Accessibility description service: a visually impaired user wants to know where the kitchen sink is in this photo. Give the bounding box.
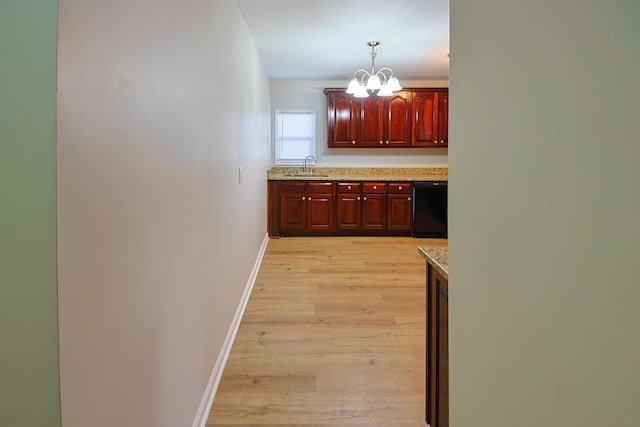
[287,170,329,178]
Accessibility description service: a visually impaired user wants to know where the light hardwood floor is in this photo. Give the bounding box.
[207,236,447,427]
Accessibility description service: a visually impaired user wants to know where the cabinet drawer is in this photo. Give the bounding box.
[279,182,306,193]
[337,182,361,193]
[387,183,413,194]
[307,181,334,193]
[362,182,386,193]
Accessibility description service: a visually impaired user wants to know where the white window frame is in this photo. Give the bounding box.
[274,109,317,165]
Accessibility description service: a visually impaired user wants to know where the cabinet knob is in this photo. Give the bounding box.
[347,185,351,190]
[352,141,356,144]
[302,196,306,201]
[379,141,383,144]
[363,196,367,200]
[373,186,377,190]
[408,197,412,201]
[399,186,403,190]
[440,140,444,143]
[386,141,389,144]
[357,196,361,200]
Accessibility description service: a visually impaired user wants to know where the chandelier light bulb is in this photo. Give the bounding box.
[377,83,393,97]
[346,78,360,94]
[387,76,402,92]
[366,74,382,90]
[353,84,369,98]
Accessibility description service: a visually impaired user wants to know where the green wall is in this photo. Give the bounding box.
[0,1,60,426]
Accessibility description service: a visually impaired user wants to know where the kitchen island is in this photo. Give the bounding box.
[419,246,449,427]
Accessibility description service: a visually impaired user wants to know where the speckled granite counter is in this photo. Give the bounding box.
[418,246,448,280]
[267,167,447,181]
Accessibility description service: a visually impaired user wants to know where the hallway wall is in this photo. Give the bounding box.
[56,1,270,426]
[449,0,640,425]
[0,2,60,426]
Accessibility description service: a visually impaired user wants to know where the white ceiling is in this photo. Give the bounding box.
[236,0,450,81]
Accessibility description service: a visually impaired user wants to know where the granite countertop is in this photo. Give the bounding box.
[418,246,448,280]
[267,167,448,181]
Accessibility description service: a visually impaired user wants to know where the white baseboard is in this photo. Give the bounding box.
[191,232,270,427]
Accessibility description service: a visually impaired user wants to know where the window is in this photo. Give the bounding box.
[275,110,316,165]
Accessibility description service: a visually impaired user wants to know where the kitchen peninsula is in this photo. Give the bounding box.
[267,167,447,237]
[419,245,449,427]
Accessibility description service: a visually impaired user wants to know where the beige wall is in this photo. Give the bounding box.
[450,0,640,425]
[56,1,270,426]
[270,79,449,167]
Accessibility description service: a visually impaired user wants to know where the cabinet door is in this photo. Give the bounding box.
[387,194,413,231]
[412,90,438,147]
[436,90,448,146]
[357,96,384,147]
[384,91,411,147]
[279,192,307,231]
[437,279,449,427]
[336,193,361,230]
[362,193,386,230]
[426,266,449,427]
[307,194,333,232]
[327,91,357,147]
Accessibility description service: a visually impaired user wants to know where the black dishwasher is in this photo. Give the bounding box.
[412,181,448,238]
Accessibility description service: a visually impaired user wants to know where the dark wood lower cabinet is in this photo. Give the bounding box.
[336,182,362,230]
[273,181,334,235]
[387,183,413,231]
[362,183,387,230]
[426,264,448,427]
[268,180,413,237]
[307,194,333,232]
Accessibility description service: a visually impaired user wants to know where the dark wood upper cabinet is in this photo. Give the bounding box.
[325,88,447,148]
[436,91,448,146]
[357,96,384,147]
[412,89,448,147]
[384,92,412,147]
[326,91,357,147]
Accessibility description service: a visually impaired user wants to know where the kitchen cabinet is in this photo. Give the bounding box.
[387,183,413,231]
[335,182,389,231]
[268,180,413,237]
[335,182,362,230]
[325,88,446,148]
[326,91,357,147]
[361,182,387,229]
[277,181,334,235]
[384,92,413,147]
[334,182,412,234]
[426,258,448,427]
[325,89,412,148]
[412,89,448,147]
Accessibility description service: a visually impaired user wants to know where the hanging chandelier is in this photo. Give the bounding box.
[346,41,402,98]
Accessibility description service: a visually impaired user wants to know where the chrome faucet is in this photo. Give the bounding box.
[302,155,316,174]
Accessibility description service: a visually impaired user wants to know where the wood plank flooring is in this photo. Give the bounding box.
[207,236,447,427]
